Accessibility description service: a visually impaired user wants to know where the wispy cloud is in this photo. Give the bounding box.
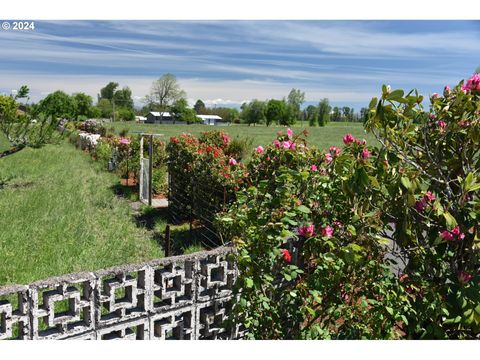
[0,20,478,109]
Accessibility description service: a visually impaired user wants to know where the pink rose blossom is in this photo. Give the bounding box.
[255,145,264,154]
[431,92,439,99]
[429,113,436,120]
[325,153,333,164]
[290,142,296,150]
[458,271,473,285]
[228,158,237,166]
[287,128,293,139]
[298,224,315,238]
[119,138,130,145]
[320,225,334,238]
[361,148,370,159]
[343,133,355,145]
[310,165,318,172]
[273,139,281,148]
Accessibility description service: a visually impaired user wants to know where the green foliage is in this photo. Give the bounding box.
[193,99,207,114]
[318,98,331,127]
[172,98,199,123]
[241,100,266,126]
[266,99,287,127]
[116,107,135,122]
[73,93,94,120]
[287,88,305,122]
[0,87,60,155]
[35,90,77,119]
[219,75,480,339]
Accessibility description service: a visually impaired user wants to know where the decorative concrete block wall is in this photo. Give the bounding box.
[0,246,240,340]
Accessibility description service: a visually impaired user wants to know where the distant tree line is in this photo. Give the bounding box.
[19,72,369,125]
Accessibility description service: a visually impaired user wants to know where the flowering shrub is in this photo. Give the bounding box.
[220,75,480,339]
[220,128,407,339]
[364,74,480,338]
[167,131,247,230]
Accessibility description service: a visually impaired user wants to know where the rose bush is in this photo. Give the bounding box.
[167,130,247,230]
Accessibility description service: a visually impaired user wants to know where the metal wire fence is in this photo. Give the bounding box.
[168,163,235,249]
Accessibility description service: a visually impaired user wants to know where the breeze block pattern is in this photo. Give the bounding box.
[0,246,241,340]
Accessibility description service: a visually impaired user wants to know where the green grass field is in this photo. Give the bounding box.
[109,121,376,150]
[0,134,163,286]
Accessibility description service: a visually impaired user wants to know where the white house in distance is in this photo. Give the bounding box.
[135,115,147,123]
[196,114,222,125]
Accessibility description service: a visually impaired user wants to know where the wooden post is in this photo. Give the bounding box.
[164,225,171,257]
[148,134,153,206]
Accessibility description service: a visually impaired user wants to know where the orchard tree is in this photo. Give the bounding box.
[73,92,94,119]
[241,100,266,126]
[265,99,287,126]
[287,88,305,122]
[194,99,207,114]
[0,86,59,158]
[317,98,331,127]
[113,86,134,109]
[172,98,198,123]
[303,105,318,126]
[99,82,119,102]
[97,98,113,118]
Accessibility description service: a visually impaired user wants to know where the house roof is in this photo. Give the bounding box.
[149,112,172,117]
[196,115,222,120]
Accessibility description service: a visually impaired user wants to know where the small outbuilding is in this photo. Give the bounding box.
[135,116,147,123]
[196,114,222,125]
[146,112,174,124]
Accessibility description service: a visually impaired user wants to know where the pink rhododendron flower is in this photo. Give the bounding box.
[287,128,293,139]
[440,226,464,242]
[255,145,264,154]
[439,230,455,241]
[424,191,435,202]
[281,249,292,263]
[437,120,447,129]
[273,139,281,148]
[325,153,333,164]
[443,85,450,96]
[343,133,355,145]
[461,73,480,93]
[298,224,315,238]
[310,164,318,172]
[282,141,291,149]
[361,148,370,159]
[458,271,473,285]
[228,158,237,166]
[321,225,334,238]
[329,146,341,156]
[119,138,130,145]
[431,92,439,99]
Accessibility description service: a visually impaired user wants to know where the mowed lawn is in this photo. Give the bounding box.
[0,135,163,286]
[110,122,376,150]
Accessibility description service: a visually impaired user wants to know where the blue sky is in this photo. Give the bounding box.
[0,20,479,110]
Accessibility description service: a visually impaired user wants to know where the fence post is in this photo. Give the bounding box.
[164,225,171,257]
[148,134,153,206]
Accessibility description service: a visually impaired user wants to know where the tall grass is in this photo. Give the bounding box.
[0,136,163,286]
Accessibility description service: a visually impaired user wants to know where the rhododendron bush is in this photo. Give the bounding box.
[219,75,480,339]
